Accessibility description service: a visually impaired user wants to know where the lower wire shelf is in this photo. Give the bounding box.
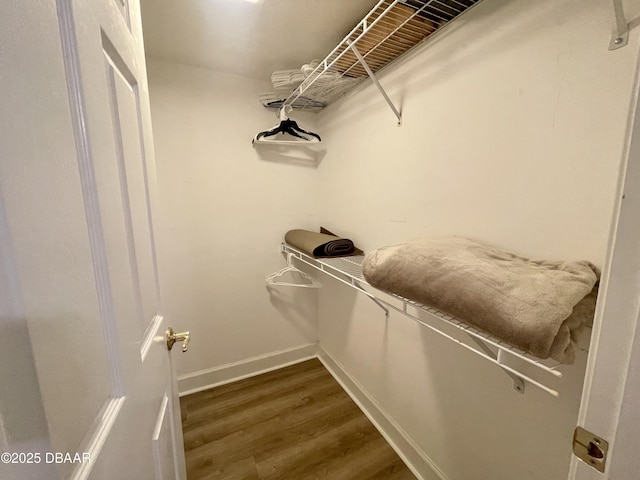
[281,243,573,398]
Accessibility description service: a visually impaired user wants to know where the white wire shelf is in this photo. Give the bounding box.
[279,0,482,113]
[280,243,582,398]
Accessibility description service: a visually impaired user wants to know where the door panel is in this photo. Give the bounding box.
[0,1,186,478]
[1,3,115,478]
[112,0,131,30]
[152,393,177,480]
[103,40,159,339]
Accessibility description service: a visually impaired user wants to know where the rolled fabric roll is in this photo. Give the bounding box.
[285,229,355,258]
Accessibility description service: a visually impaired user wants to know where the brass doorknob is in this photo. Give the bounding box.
[166,327,190,352]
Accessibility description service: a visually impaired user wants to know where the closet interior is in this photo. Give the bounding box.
[141,0,640,478]
[260,0,481,120]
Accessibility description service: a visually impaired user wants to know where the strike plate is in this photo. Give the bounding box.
[573,427,608,473]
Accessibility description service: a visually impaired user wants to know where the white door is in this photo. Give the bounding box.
[0,1,187,479]
[567,48,640,478]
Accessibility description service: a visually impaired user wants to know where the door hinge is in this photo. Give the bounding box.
[572,427,609,473]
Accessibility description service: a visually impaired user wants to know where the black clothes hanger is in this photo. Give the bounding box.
[256,118,321,141]
[252,108,321,144]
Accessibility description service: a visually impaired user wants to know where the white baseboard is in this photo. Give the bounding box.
[177,343,318,396]
[317,347,447,480]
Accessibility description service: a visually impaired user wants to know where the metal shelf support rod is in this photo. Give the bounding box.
[610,0,629,50]
[469,336,526,394]
[284,0,400,108]
[347,40,402,126]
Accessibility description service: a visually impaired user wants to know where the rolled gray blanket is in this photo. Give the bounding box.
[362,236,599,363]
[285,229,355,258]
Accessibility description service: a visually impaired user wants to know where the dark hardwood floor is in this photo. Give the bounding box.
[180,358,417,480]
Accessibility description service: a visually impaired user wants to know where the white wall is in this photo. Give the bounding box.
[146,0,640,477]
[315,0,640,479]
[147,59,320,379]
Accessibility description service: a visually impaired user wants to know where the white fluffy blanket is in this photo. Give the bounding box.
[361,237,599,363]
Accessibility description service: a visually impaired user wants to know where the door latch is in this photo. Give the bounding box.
[166,327,190,352]
[572,426,608,473]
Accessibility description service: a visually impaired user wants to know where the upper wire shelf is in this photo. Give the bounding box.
[278,0,481,113]
[280,243,591,398]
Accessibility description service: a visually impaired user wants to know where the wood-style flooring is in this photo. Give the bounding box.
[180,358,417,480]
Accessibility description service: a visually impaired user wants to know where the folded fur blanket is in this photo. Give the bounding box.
[361,237,599,363]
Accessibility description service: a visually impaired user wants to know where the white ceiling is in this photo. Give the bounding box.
[140,0,378,80]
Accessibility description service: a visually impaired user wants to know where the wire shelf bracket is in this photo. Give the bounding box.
[610,0,629,50]
[280,243,572,398]
[468,336,525,394]
[277,1,482,115]
[348,40,402,126]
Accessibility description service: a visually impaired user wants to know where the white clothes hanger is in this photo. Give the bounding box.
[265,253,322,288]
